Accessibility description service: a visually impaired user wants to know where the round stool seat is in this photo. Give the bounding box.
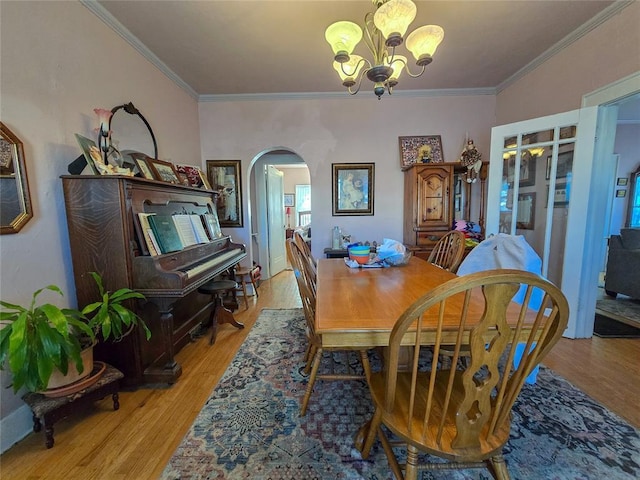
[198,279,238,294]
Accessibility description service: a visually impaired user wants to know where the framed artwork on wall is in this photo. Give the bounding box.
[332,163,374,216]
[546,150,574,180]
[547,182,570,207]
[519,154,536,187]
[283,193,295,207]
[516,192,535,230]
[398,135,443,169]
[206,160,243,227]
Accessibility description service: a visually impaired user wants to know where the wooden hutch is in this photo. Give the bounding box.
[403,162,488,260]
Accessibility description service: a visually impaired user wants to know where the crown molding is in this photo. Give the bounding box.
[80,0,199,100]
[198,87,496,103]
[496,1,635,94]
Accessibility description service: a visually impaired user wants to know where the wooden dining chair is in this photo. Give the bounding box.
[427,230,466,273]
[356,269,569,480]
[285,239,316,370]
[293,230,317,274]
[286,239,372,416]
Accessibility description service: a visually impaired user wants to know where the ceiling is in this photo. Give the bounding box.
[92,0,622,98]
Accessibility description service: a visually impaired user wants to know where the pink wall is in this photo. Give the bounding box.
[0,1,201,448]
[199,94,496,259]
[496,2,640,124]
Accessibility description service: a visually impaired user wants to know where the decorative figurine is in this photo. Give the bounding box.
[460,139,483,183]
[418,144,432,163]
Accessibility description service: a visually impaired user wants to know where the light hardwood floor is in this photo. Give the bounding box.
[1,269,638,479]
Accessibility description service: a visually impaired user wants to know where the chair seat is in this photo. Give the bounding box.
[198,279,238,294]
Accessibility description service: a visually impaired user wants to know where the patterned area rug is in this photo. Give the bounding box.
[596,293,640,324]
[161,308,640,480]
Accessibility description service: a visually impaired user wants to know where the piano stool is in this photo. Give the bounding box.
[235,265,261,310]
[22,364,123,449]
[198,279,245,345]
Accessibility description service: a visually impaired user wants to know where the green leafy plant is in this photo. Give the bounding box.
[0,272,149,393]
[82,272,150,342]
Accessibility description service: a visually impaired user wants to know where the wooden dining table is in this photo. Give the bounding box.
[316,256,462,348]
[315,256,537,349]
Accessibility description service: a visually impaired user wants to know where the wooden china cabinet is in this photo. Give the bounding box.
[403,162,488,260]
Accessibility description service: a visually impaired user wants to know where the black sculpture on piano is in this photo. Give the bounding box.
[62,175,246,387]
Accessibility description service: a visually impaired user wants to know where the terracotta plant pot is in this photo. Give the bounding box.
[46,345,94,390]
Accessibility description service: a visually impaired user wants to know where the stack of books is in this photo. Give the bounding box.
[137,212,224,256]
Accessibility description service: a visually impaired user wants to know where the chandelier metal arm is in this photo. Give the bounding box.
[362,11,386,65]
[338,56,371,78]
[388,54,427,78]
[346,67,372,96]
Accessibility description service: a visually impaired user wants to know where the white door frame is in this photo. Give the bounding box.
[488,107,599,338]
[487,71,640,339]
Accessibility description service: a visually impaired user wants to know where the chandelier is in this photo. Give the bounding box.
[325,0,444,99]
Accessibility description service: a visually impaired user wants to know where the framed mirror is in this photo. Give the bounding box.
[108,102,157,159]
[1,122,33,234]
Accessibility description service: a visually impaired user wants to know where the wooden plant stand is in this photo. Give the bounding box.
[22,364,124,448]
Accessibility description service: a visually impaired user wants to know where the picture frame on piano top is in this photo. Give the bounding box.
[127,151,156,180]
[206,160,243,228]
[147,158,181,184]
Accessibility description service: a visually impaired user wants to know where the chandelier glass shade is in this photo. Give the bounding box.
[325,0,444,98]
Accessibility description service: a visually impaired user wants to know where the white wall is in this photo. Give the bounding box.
[0,1,201,451]
[199,94,496,260]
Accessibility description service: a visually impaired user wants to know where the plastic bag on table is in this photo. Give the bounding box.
[377,238,412,266]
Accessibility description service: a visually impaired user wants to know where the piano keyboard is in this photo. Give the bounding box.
[184,249,242,279]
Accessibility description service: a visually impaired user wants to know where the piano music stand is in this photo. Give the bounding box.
[198,279,245,344]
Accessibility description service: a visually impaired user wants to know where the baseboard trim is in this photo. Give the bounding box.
[0,404,33,454]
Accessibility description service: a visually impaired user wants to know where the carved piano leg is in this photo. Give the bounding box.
[144,298,182,383]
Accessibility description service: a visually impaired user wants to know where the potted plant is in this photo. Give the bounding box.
[0,272,150,393]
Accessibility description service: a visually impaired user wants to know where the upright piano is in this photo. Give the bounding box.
[62,175,246,387]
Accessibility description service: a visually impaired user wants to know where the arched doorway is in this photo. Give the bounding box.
[248,149,309,279]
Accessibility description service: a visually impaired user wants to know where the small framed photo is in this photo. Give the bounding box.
[147,158,181,184]
[74,133,101,175]
[206,160,243,227]
[516,192,536,230]
[519,154,536,187]
[617,177,628,186]
[199,170,212,190]
[616,189,627,198]
[128,152,155,180]
[283,193,295,207]
[398,135,443,169]
[332,163,374,216]
[547,182,570,207]
[546,150,573,180]
[176,164,205,187]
